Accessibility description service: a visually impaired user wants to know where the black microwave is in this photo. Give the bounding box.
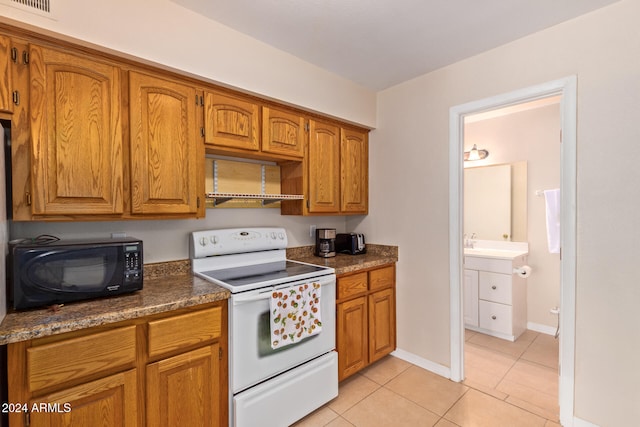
[8,236,143,310]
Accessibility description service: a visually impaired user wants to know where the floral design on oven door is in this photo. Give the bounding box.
[270,282,322,349]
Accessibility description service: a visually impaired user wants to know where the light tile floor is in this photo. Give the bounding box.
[294,330,560,427]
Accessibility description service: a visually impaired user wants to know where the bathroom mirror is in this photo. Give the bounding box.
[464,161,527,242]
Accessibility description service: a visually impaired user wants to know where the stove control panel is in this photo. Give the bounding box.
[190,227,288,258]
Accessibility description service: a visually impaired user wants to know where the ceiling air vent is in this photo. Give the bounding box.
[1,0,53,17]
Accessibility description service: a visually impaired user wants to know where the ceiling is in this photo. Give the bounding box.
[173,0,619,91]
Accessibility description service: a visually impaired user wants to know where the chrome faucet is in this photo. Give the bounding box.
[464,233,477,248]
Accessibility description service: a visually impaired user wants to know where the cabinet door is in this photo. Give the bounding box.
[147,344,221,427]
[340,128,368,213]
[463,269,479,327]
[129,71,200,215]
[262,106,304,158]
[368,288,395,363]
[29,44,124,215]
[308,120,340,213]
[0,35,13,113]
[204,91,259,152]
[336,296,368,381]
[29,369,138,427]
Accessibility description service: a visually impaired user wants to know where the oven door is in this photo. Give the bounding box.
[229,273,336,393]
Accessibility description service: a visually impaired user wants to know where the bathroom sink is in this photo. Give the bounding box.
[464,247,528,259]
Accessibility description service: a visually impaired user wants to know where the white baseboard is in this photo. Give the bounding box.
[571,416,601,427]
[391,348,451,379]
[527,321,557,336]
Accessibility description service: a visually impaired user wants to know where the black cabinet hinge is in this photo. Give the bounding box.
[11,47,17,63]
[12,90,19,106]
[22,50,29,64]
[219,347,223,360]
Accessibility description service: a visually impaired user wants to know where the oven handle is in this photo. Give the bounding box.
[232,288,275,305]
[232,277,335,305]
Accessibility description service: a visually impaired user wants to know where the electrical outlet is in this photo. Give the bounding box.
[310,225,316,238]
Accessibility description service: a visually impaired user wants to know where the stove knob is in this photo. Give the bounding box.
[199,237,207,246]
[271,232,276,239]
[210,235,218,244]
[278,232,285,240]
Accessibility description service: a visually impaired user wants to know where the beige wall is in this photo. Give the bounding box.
[465,104,561,329]
[354,1,640,425]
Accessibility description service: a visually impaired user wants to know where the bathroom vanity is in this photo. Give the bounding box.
[463,246,529,341]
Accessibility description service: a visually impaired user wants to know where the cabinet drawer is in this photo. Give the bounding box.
[337,272,368,300]
[479,271,512,305]
[148,306,222,358]
[464,256,514,274]
[369,265,395,291]
[27,326,136,392]
[479,300,512,336]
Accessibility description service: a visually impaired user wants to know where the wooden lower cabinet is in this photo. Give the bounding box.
[368,287,396,363]
[336,296,368,380]
[7,302,227,427]
[29,369,138,427]
[336,264,396,381]
[147,345,221,427]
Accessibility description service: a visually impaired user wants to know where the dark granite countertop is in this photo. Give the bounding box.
[0,260,230,346]
[0,245,397,345]
[287,244,398,276]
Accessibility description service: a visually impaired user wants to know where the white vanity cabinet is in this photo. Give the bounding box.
[464,251,528,341]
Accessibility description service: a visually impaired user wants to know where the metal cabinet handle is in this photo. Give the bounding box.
[491,285,497,290]
[491,315,497,320]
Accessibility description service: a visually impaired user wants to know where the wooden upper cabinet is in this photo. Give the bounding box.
[29,44,124,216]
[204,91,259,152]
[0,35,13,113]
[128,71,201,216]
[308,119,340,213]
[262,106,305,158]
[340,128,368,214]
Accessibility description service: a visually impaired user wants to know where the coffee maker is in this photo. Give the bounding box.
[315,228,336,258]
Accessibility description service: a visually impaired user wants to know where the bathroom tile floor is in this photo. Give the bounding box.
[293,330,560,427]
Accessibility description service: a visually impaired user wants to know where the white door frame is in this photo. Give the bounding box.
[449,76,577,426]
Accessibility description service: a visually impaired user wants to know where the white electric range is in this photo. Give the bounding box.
[190,227,337,427]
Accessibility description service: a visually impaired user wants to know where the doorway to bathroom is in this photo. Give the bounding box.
[449,77,577,427]
[462,96,561,421]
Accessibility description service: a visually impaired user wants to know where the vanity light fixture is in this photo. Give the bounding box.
[464,144,489,161]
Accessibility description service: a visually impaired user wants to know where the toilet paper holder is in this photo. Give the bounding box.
[513,265,532,278]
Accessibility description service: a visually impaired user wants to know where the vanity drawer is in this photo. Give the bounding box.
[479,271,512,305]
[479,300,513,336]
[148,306,222,358]
[338,272,368,300]
[464,256,514,274]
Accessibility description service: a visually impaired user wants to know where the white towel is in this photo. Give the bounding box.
[270,282,322,349]
[544,189,561,254]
